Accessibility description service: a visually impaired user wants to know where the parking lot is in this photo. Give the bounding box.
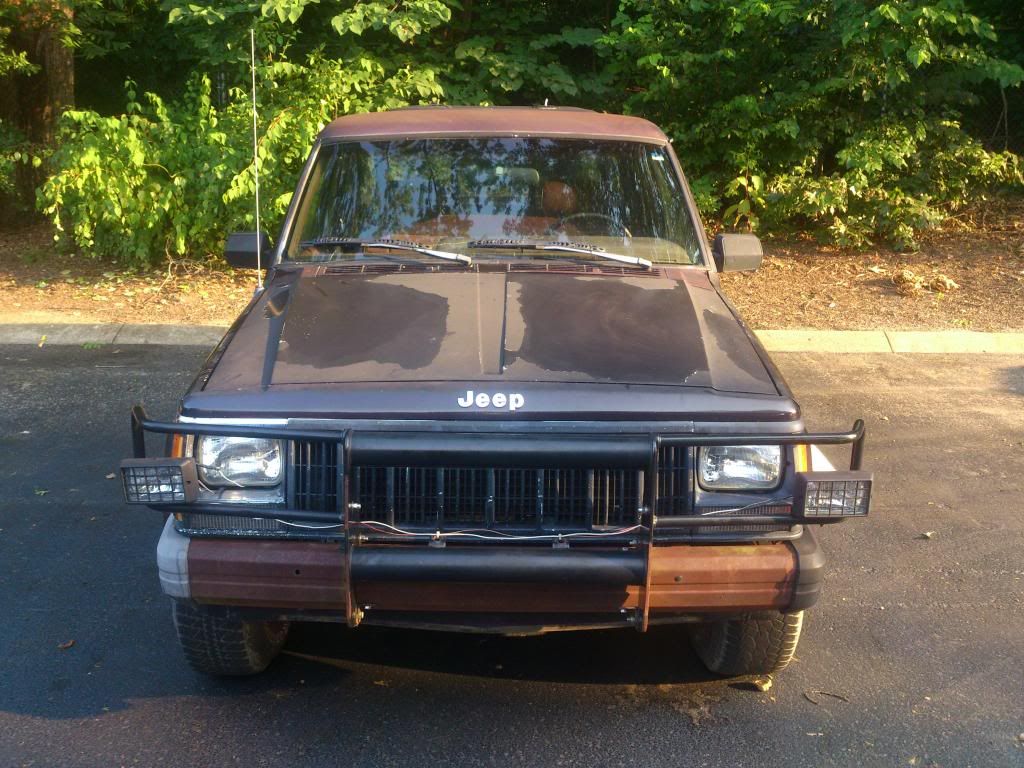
[1,344,1022,767]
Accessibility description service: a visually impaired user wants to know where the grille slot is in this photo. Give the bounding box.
[289,440,339,513]
[656,444,691,516]
[178,514,284,533]
[687,505,794,535]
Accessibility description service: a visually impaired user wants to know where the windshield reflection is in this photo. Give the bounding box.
[287,138,702,264]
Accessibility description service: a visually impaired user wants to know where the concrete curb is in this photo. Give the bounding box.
[755,330,893,353]
[883,330,1024,354]
[0,323,227,347]
[1,322,1023,354]
[754,329,1024,354]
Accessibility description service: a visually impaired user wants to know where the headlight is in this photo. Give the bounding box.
[699,445,782,490]
[196,436,282,488]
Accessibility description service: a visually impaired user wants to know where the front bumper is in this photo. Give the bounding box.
[156,516,825,633]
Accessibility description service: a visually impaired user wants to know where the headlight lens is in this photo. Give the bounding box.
[699,445,782,490]
[196,436,282,488]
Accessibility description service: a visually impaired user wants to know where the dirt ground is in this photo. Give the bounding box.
[0,225,254,327]
[720,227,1024,331]
[1,214,1022,330]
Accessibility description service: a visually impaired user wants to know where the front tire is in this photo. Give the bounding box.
[172,601,289,676]
[688,611,804,676]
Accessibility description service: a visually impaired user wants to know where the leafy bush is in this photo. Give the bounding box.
[603,0,1024,247]
[41,56,443,266]
[39,0,1024,264]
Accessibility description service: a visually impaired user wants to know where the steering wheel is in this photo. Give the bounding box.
[548,212,622,237]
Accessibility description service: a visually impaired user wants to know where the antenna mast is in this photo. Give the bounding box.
[249,28,263,290]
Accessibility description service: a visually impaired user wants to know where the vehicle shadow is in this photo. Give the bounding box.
[0,607,722,723]
[281,621,717,686]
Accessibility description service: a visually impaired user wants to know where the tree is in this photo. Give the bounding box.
[0,1,76,209]
[36,0,1024,262]
[602,0,1024,245]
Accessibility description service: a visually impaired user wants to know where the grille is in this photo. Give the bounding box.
[351,466,641,530]
[288,442,693,529]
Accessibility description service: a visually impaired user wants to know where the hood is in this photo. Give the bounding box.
[202,266,777,398]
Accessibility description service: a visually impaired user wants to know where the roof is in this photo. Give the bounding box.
[318,106,669,144]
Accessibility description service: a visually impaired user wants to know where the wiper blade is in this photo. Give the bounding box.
[300,237,472,265]
[466,238,651,269]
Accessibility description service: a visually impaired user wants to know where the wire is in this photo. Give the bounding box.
[272,518,642,538]
[280,505,783,533]
[195,463,246,488]
[353,520,644,541]
[698,496,793,516]
[275,519,344,530]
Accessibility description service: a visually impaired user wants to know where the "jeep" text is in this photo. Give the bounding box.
[457,390,525,411]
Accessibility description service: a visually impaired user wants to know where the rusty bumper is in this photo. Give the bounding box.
[159,520,823,630]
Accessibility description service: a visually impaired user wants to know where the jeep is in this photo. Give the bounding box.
[121,106,872,677]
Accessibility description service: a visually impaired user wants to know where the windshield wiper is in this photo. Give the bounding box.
[466,239,651,269]
[299,237,472,265]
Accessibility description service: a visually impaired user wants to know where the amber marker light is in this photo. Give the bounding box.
[794,444,810,473]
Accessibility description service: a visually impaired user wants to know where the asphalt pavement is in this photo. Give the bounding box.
[0,345,1022,768]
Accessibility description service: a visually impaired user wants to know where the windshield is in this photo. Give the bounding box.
[286,138,703,265]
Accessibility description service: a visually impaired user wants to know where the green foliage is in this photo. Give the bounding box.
[42,0,606,264]
[603,0,1024,247]
[42,79,231,264]
[35,0,1024,263]
[0,122,29,207]
[41,48,445,265]
[0,24,35,79]
[440,4,608,103]
[0,9,40,213]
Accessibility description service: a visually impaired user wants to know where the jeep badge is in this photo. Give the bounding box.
[458,390,525,411]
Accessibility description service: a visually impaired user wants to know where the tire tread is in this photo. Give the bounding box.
[172,601,288,677]
[689,611,804,676]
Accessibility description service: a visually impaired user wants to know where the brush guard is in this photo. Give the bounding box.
[127,405,868,630]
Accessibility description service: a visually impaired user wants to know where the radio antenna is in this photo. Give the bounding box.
[249,28,263,290]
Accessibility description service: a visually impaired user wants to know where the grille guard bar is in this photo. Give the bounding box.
[130,405,866,631]
[131,405,865,469]
[129,404,866,526]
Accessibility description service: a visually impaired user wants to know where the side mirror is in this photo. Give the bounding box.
[224,232,272,270]
[712,233,763,272]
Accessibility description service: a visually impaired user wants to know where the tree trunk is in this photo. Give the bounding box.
[34,6,75,146]
[0,1,74,208]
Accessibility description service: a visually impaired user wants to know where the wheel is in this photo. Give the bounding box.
[688,611,804,676]
[171,600,290,676]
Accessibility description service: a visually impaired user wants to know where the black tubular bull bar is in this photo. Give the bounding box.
[130,405,865,630]
[129,404,866,532]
